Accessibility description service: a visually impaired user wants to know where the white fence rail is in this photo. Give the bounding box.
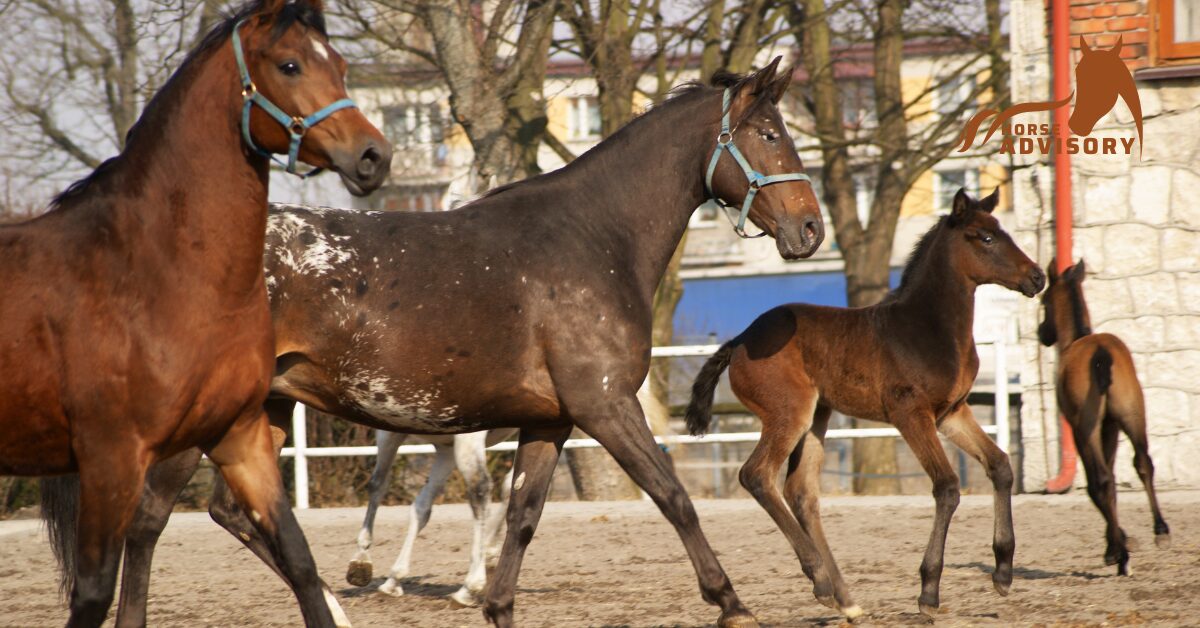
[282,333,1013,509]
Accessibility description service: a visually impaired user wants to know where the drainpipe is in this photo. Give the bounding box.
[1044,0,1078,494]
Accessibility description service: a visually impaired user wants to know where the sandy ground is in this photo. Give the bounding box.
[2,491,1198,627]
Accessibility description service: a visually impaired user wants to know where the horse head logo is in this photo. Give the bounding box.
[957,36,1142,155]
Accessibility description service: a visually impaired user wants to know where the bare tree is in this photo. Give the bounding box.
[0,0,222,206]
[792,0,1007,493]
[339,0,557,188]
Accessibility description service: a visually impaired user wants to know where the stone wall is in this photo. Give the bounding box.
[1011,0,1200,491]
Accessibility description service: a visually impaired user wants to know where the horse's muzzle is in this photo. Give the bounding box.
[334,139,392,197]
[1020,266,1047,297]
[776,216,825,260]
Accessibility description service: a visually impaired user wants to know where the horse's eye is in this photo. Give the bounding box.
[980,232,994,244]
[760,130,779,143]
[278,61,301,76]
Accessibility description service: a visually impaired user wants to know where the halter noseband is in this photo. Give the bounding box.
[232,19,358,178]
[704,88,811,238]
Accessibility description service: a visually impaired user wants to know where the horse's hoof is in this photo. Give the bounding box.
[1156,533,1172,549]
[346,560,373,587]
[918,602,940,620]
[843,605,865,622]
[717,609,759,628]
[378,579,404,597]
[993,580,1011,597]
[815,593,839,610]
[448,588,481,608]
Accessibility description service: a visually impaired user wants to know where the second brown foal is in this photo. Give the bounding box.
[687,189,1045,620]
[1038,259,1170,575]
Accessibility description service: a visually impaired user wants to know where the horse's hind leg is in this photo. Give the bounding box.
[347,429,407,587]
[738,393,841,618]
[938,404,1015,596]
[484,467,514,566]
[483,424,571,628]
[783,406,859,620]
[68,454,150,628]
[116,448,203,628]
[1114,400,1170,548]
[1074,419,1128,574]
[378,441,455,597]
[567,394,757,628]
[449,431,493,607]
[206,408,335,628]
[894,410,960,619]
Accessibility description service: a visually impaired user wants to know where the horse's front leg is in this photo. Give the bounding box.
[450,431,492,607]
[378,442,454,597]
[347,429,407,587]
[895,410,960,619]
[206,408,334,628]
[938,404,1015,596]
[116,448,204,628]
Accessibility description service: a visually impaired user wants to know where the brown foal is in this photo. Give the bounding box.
[687,189,1046,621]
[1038,259,1170,575]
[2,2,388,626]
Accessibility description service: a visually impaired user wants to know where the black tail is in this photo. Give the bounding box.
[40,475,80,599]
[686,341,737,436]
[1092,346,1113,393]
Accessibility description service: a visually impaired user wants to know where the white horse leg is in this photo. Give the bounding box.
[347,430,407,587]
[484,466,514,566]
[449,432,492,607]
[378,443,454,597]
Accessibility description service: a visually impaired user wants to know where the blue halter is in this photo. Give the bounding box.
[704,88,812,238]
[232,19,358,177]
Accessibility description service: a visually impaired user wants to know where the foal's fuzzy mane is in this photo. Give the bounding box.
[884,215,950,300]
[48,1,326,210]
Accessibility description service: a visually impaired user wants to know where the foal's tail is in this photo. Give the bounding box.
[686,341,737,436]
[39,475,80,599]
[1092,346,1114,393]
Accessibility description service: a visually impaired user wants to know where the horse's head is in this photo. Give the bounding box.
[945,188,1044,297]
[705,58,824,260]
[236,0,391,195]
[1038,259,1091,347]
[1069,36,1143,149]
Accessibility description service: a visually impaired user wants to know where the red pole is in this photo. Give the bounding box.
[1045,0,1078,494]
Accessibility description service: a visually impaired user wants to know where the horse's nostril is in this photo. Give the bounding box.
[801,217,824,247]
[357,146,382,179]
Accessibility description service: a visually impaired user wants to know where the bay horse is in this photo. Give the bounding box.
[687,189,1046,621]
[57,59,824,628]
[10,0,390,625]
[1037,259,1170,575]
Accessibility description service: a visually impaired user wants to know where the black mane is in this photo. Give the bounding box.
[884,215,950,300]
[49,1,325,210]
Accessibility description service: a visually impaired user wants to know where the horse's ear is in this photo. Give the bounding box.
[1073,259,1088,281]
[1047,258,1059,282]
[767,67,793,104]
[949,188,972,226]
[730,57,783,121]
[1080,36,1091,55]
[1112,35,1123,56]
[980,187,1000,213]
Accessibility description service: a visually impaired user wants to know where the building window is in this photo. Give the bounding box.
[1155,0,1200,62]
[936,74,975,118]
[383,104,444,149]
[567,96,601,140]
[934,169,979,214]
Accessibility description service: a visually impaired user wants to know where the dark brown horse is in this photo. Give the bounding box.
[51,61,823,628]
[7,1,389,626]
[1037,259,1169,575]
[687,189,1045,621]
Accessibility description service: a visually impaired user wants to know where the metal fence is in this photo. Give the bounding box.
[280,324,1014,509]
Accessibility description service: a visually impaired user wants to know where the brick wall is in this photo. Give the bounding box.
[1060,0,1150,69]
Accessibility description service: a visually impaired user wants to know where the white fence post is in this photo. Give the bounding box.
[292,403,310,509]
[994,323,1010,454]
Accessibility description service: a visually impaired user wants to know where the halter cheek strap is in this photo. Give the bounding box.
[232,19,358,178]
[704,88,811,238]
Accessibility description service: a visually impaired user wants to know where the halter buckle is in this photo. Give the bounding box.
[241,82,257,99]
[716,131,732,145]
[290,117,307,136]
